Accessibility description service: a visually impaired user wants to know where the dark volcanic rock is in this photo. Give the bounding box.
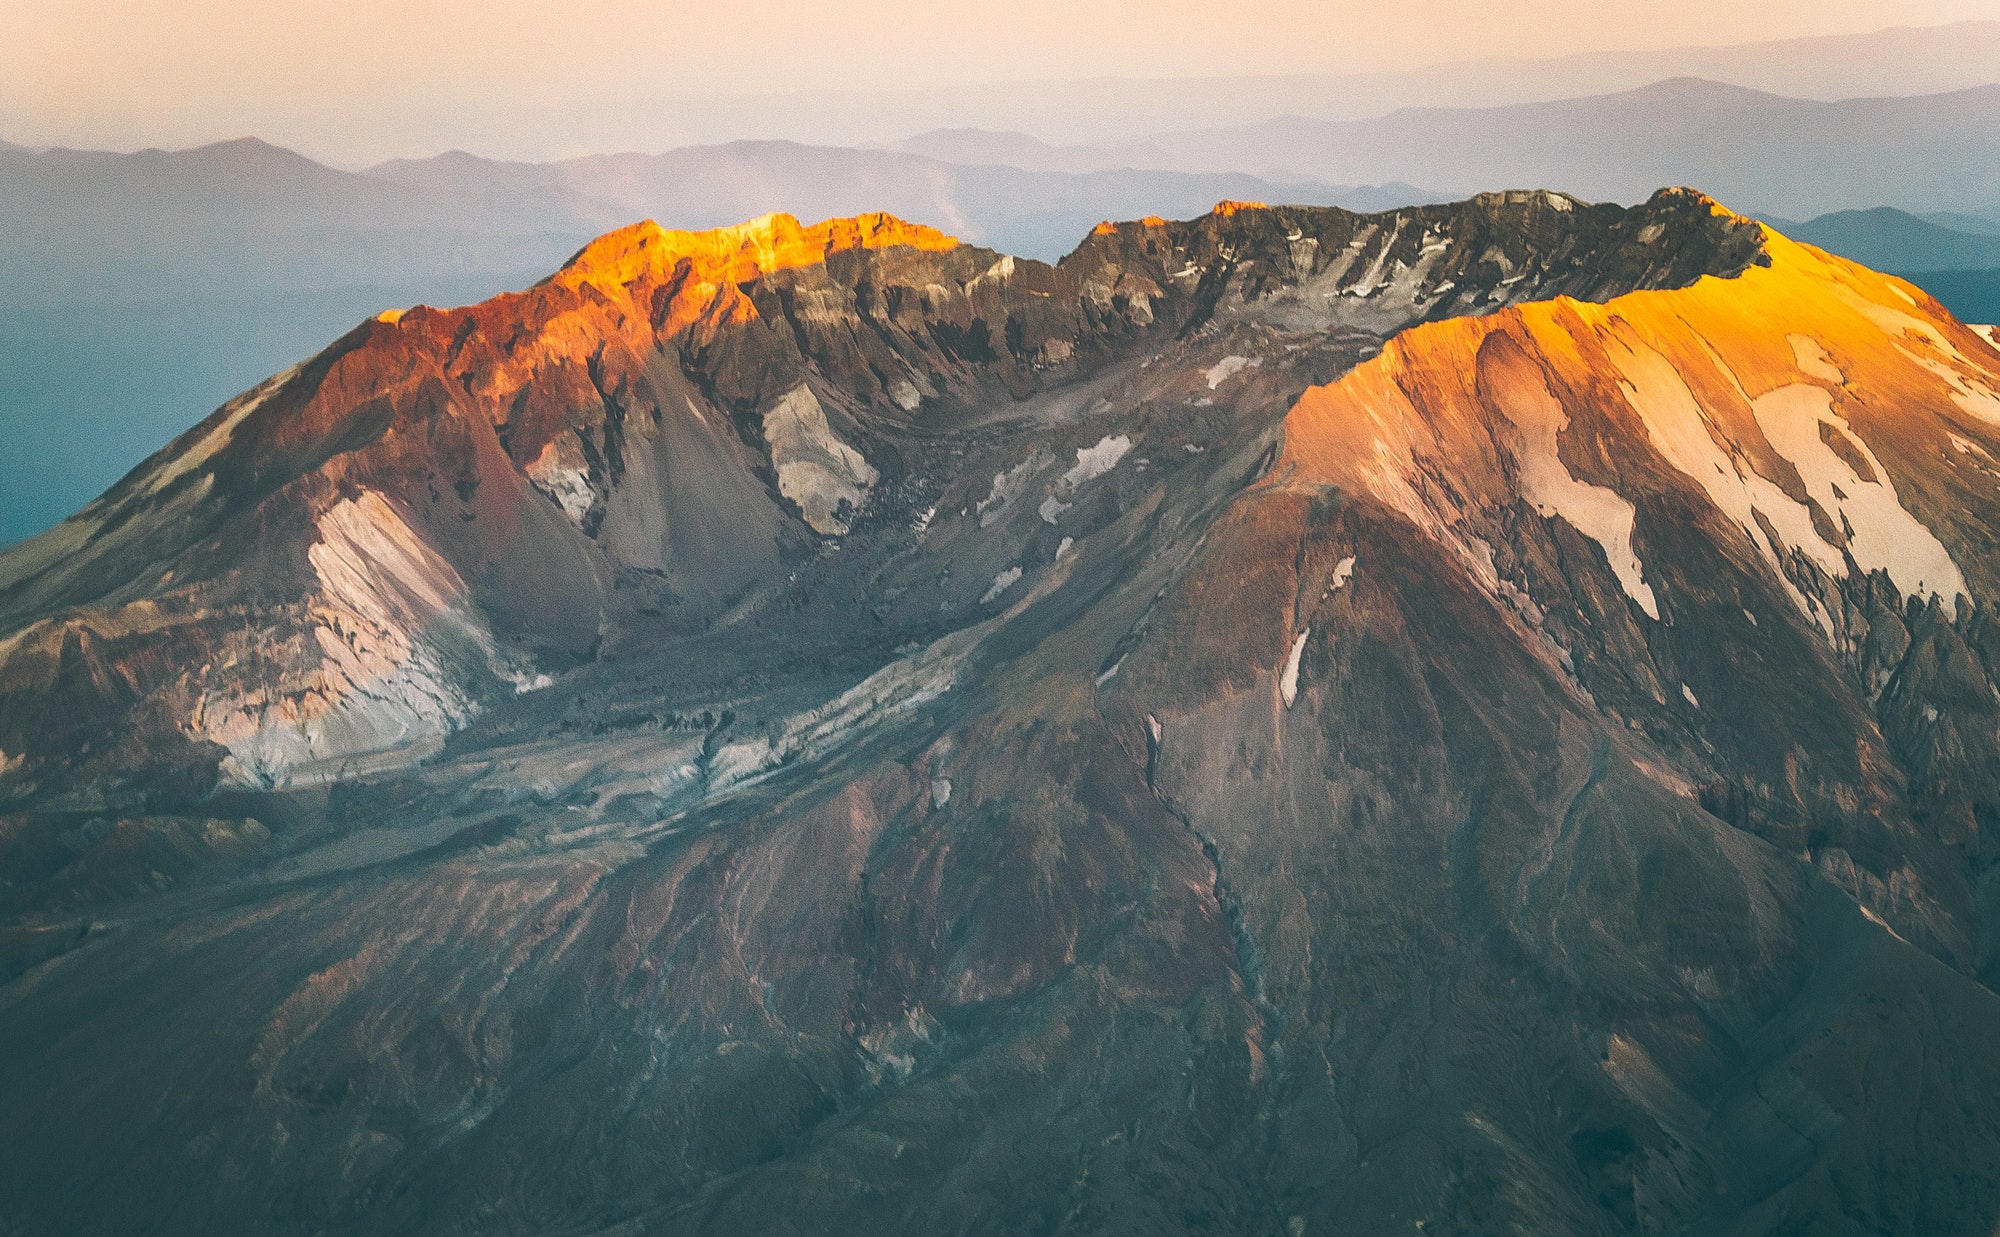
[0,189,1997,1236]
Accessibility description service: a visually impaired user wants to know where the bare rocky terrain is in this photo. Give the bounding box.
[1,189,1998,1235]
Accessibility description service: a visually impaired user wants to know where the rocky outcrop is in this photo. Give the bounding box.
[761,383,878,535]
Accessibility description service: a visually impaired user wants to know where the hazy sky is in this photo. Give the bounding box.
[6,0,2000,162]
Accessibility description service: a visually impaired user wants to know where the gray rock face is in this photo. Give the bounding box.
[2,190,1998,1236]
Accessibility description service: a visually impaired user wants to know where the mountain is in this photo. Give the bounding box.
[3,189,2000,1233]
[1923,210,2000,237]
[1442,19,2000,106]
[0,137,1414,548]
[1777,207,2000,273]
[1137,79,2000,219]
[1740,208,2000,327]
[0,136,594,302]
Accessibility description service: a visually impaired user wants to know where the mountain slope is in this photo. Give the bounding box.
[2,193,1999,1235]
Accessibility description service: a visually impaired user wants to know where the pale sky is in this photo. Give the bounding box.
[6,0,2000,163]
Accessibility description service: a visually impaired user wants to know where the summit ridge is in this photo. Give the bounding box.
[553,210,962,292]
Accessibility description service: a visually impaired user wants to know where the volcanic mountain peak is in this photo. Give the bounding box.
[553,210,961,293]
[0,188,1786,800]
[6,189,2000,1233]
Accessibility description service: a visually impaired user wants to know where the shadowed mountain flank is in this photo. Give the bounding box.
[3,189,1999,1236]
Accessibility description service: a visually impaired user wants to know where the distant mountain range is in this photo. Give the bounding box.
[1774,207,2000,273]
[940,79,2000,222]
[889,78,2000,233]
[0,137,589,303]
[0,134,1409,303]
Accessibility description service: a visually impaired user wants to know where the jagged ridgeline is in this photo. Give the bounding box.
[2,189,2000,1235]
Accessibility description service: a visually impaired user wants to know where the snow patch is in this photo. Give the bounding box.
[1788,334,1844,384]
[930,778,952,809]
[1061,435,1133,490]
[1280,629,1310,707]
[708,640,961,798]
[1039,496,1070,524]
[1610,330,1968,612]
[1905,346,2000,424]
[1751,382,1968,602]
[981,566,1023,604]
[1330,556,1357,590]
[1947,432,1992,459]
[1488,342,1660,619]
[977,450,1051,527]
[969,255,1016,289]
[1838,289,2000,425]
[1206,355,1260,389]
[1055,536,1074,560]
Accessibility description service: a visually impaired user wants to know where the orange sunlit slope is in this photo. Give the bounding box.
[1279,215,2000,614]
